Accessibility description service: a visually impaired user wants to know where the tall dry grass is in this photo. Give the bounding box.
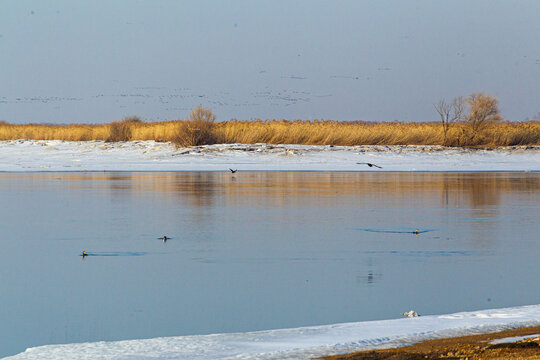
[0,119,538,147]
[0,120,180,142]
[215,120,540,147]
[106,116,140,142]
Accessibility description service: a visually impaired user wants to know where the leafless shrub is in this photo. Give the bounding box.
[172,107,217,147]
[466,93,502,133]
[188,106,216,123]
[122,115,142,123]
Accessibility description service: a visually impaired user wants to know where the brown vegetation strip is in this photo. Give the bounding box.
[321,326,540,359]
[1,119,539,147]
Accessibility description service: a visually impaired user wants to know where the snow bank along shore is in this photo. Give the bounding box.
[0,140,538,172]
[4,304,540,360]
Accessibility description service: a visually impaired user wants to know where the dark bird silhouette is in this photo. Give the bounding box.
[81,251,87,260]
[229,168,237,173]
[412,228,420,235]
[357,162,383,169]
[159,236,169,242]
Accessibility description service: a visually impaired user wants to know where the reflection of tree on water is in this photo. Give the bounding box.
[437,173,540,248]
[441,173,540,208]
[440,173,500,210]
[442,173,502,209]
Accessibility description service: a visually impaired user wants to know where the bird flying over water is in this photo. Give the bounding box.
[229,168,238,173]
[356,162,383,169]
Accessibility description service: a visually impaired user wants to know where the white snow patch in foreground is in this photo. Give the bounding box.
[0,140,538,172]
[5,305,540,360]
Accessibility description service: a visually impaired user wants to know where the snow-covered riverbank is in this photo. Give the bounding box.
[0,140,538,172]
[4,305,540,360]
[2,140,539,359]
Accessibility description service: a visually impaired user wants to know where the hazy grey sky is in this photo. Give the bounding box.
[1,0,539,124]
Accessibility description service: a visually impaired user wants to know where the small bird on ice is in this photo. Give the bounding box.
[401,310,419,318]
[356,162,383,169]
[229,168,238,173]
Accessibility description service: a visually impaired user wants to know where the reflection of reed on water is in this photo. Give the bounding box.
[4,172,539,210]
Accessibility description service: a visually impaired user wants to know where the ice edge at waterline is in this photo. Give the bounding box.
[4,304,540,360]
[0,140,538,172]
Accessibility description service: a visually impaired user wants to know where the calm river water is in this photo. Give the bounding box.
[0,172,539,357]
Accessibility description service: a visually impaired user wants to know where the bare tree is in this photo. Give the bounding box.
[188,106,216,123]
[434,97,464,144]
[465,93,502,133]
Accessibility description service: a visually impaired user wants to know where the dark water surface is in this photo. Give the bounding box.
[0,172,539,357]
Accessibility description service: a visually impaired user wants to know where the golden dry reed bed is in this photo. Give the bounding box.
[0,119,539,147]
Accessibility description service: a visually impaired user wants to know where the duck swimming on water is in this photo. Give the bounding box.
[81,251,87,259]
[160,236,169,242]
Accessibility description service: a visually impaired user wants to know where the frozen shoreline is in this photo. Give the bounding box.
[4,304,540,360]
[2,140,539,359]
[0,140,539,172]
